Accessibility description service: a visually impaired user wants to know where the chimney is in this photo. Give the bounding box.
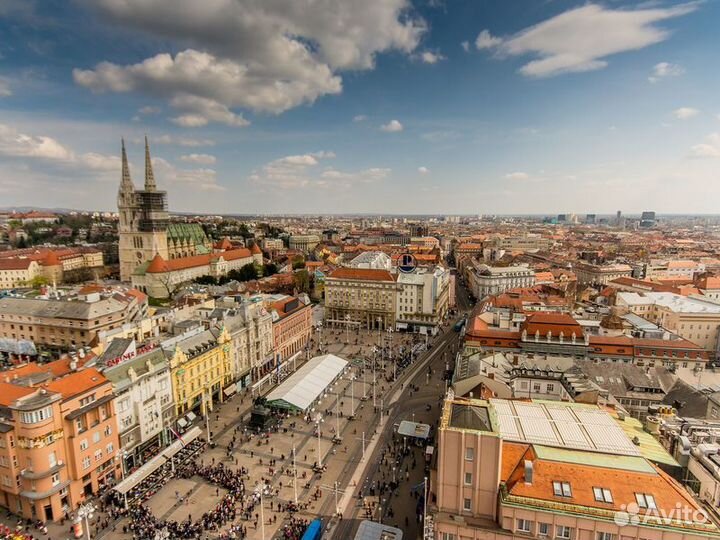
[524,460,533,484]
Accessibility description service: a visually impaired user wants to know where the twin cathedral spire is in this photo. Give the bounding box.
[119,136,157,193]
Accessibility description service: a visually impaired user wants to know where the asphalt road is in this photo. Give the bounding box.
[327,281,473,538]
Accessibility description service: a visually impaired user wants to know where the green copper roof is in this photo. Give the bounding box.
[533,445,657,474]
[167,223,209,246]
[617,415,679,467]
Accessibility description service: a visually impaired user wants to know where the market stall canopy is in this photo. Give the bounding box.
[266,353,348,412]
[397,420,431,440]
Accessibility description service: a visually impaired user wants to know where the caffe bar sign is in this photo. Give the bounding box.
[105,341,156,368]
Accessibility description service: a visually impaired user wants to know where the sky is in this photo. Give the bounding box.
[0,0,719,215]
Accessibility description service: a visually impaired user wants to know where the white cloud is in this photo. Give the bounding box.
[505,171,530,181]
[461,41,470,52]
[0,124,74,161]
[149,135,215,147]
[418,166,429,174]
[169,95,249,127]
[380,119,403,132]
[353,114,367,122]
[180,153,216,165]
[75,0,425,124]
[475,29,502,50]
[475,3,696,77]
[418,50,445,64]
[152,157,225,191]
[648,61,684,83]
[673,107,699,120]
[690,133,720,158]
[0,123,120,172]
[250,151,387,189]
[138,105,160,115]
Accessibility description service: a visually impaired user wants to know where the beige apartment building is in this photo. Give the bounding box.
[324,267,398,330]
[616,292,720,354]
[0,291,146,350]
[574,262,633,285]
[432,397,717,540]
[0,248,104,289]
[0,366,120,522]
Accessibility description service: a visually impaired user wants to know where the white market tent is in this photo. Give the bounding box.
[113,426,202,495]
[265,353,349,412]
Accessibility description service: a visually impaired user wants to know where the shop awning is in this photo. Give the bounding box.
[397,420,431,440]
[113,426,202,495]
[186,412,197,422]
[266,353,348,412]
[223,385,236,397]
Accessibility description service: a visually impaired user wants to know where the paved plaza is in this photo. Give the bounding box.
[3,283,471,540]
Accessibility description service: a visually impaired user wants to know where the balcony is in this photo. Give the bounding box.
[20,461,65,480]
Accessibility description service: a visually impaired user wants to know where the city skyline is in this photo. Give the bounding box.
[1,0,719,214]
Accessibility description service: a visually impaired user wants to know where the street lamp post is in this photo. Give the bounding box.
[315,413,324,467]
[77,503,95,540]
[292,446,298,505]
[116,449,129,509]
[345,314,350,344]
[350,373,355,417]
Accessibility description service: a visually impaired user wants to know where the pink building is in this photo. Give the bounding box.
[0,365,119,522]
[432,397,717,540]
[270,295,312,366]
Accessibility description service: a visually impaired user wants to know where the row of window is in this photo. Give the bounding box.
[20,407,53,425]
[516,520,616,540]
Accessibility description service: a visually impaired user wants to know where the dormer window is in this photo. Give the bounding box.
[553,481,572,497]
[593,487,613,503]
[635,493,656,509]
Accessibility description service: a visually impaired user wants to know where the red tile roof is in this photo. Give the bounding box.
[44,368,108,400]
[327,267,395,282]
[0,383,35,406]
[146,248,253,273]
[521,312,584,339]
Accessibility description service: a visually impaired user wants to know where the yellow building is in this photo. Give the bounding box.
[165,325,232,416]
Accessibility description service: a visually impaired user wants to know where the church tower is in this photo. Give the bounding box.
[117,137,169,282]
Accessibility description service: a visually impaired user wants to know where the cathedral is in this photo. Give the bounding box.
[117,138,260,297]
[118,137,212,281]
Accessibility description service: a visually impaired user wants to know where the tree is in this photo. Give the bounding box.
[27,275,49,289]
[195,275,218,285]
[292,255,305,270]
[227,263,258,282]
[264,262,278,277]
[16,236,27,249]
[294,269,310,293]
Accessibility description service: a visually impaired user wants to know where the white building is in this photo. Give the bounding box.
[348,251,392,270]
[395,266,450,335]
[209,297,275,389]
[101,341,174,471]
[466,263,535,299]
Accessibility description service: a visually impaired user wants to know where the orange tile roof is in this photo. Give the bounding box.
[0,258,35,270]
[521,312,584,339]
[327,267,395,282]
[0,383,35,406]
[44,368,108,400]
[503,443,703,516]
[146,248,253,273]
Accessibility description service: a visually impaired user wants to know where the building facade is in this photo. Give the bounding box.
[324,268,398,330]
[0,292,147,350]
[269,295,313,366]
[117,138,212,282]
[0,368,120,522]
[466,263,536,299]
[432,397,716,540]
[395,266,450,335]
[102,344,174,471]
[165,326,232,416]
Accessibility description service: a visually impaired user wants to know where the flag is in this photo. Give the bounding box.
[169,426,185,446]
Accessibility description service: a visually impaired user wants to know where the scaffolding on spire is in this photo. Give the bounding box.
[144,135,157,192]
